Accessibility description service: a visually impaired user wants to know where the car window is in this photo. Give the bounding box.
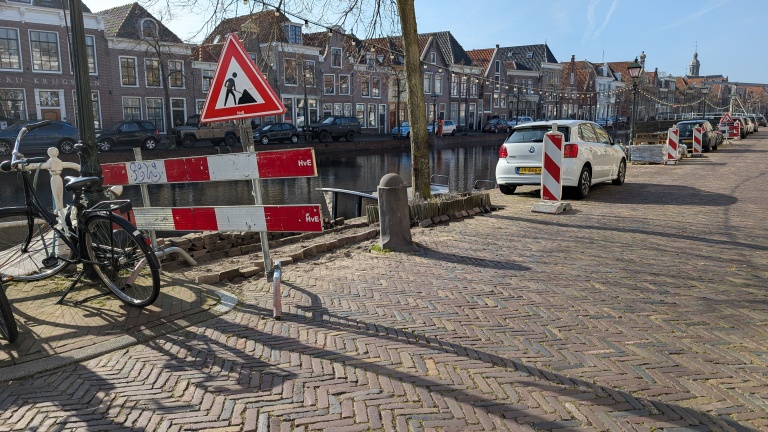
[578,123,597,142]
[121,122,139,132]
[141,122,155,130]
[506,126,570,143]
[593,125,611,144]
[262,124,273,131]
[320,117,334,125]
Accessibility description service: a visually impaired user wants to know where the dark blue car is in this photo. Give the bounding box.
[0,121,80,156]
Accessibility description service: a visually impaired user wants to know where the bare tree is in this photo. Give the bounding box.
[149,0,432,197]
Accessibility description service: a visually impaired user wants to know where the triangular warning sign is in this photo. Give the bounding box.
[719,113,734,125]
[200,34,286,123]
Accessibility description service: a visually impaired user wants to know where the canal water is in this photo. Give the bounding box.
[0,144,500,219]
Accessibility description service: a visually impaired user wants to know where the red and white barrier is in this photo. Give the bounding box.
[665,127,679,164]
[541,130,564,201]
[692,126,703,156]
[132,205,322,232]
[101,149,316,186]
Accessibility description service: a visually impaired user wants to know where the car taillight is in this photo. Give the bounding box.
[564,143,578,158]
[498,145,508,158]
[155,129,160,135]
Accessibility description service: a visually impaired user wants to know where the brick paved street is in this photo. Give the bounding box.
[1,134,767,431]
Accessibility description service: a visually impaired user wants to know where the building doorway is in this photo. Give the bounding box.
[41,109,60,121]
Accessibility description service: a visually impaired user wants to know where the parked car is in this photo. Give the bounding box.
[507,116,533,126]
[733,116,749,139]
[392,121,411,138]
[482,118,509,134]
[96,120,161,151]
[756,115,767,127]
[427,120,457,136]
[495,120,626,199]
[610,116,628,127]
[305,116,361,142]
[253,122,299,145]
[675,119,721,152]
[0,120,80,156]
[746,115,759,132]
[596,117,613,127]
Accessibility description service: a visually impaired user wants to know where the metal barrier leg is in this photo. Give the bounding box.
[272,260,282,320]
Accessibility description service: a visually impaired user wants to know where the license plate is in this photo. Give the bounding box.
[518,167,541,175]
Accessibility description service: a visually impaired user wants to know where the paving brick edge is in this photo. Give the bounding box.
[0,288,238,383]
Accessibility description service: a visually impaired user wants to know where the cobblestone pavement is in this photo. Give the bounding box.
[1,134,767,431]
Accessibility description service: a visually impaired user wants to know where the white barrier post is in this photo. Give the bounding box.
[531,124,571,214]
[692,126,703,156]
[665,127,679,165]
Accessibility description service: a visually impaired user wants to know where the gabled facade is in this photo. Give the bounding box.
[496,44,560,121]
[0,0,107,128]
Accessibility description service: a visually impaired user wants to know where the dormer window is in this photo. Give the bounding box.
[141,19,158,39]
[285,24,302,44]
[430,51,436,64]
[526,52,533,59]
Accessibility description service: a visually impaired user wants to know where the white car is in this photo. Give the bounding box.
[427,120,457,136]
[495,120,627,199]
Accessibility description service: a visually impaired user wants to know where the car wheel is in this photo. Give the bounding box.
[224,134,238,146]
[260,135,269,145]
[319,131,331,143]
[0,140,11,156]
[290,134,299,144]
[575,166,591,199]
[181,135,196,148]
[451,130,456,136]
[612,159,626,185]
[59,139,76,154]
[98,139,113,152]
[499,184,516,195]
[345,130,355,142]
[143,137,158,150]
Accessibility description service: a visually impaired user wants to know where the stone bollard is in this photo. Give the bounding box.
[378,173,417,252]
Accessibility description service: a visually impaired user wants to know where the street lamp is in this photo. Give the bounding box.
[701,85,710,118]
[627,57,643,146]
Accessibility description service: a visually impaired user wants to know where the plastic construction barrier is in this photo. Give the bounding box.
[665,127,679,165]
[541,130,564,201]
[692,126,703,156]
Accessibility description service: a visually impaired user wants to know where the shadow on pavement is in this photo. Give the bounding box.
[587,182,737,206]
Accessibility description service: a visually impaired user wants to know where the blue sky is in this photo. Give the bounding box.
[94,0,762,83]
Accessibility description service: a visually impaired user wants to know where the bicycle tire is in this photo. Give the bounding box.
[84,213,160,308]
[0,284,19,343]
[0,207,72,281]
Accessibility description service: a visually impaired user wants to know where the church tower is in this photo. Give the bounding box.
[689,51,700,76]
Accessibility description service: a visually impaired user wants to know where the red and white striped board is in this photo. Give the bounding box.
[665,127,679,164]
[133,205,323,232]
[541,130,564,201]
[101,148,317,186]
[692,126,703,156]
[732,122,741,139]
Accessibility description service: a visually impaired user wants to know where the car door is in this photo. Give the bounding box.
[117,122,141,147]
[577,123,607,181]
[593,125,619,181]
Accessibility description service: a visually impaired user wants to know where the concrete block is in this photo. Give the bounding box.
[219,268,241,281]
[419,219,433,228]
[197,273,220,284]
[531,201,572,214]
[240,266,262,278]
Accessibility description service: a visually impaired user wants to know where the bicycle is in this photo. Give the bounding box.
[0,120,161,308]
[0,274,18,343]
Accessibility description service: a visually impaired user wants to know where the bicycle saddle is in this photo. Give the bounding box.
[64,176,101,192]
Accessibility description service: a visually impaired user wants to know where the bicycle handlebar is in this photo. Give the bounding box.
[11,120,52,169]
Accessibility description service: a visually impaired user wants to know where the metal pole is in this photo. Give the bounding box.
[241,120,273,280]
[630,81,638,146]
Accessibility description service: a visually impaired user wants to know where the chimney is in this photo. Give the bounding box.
[495,44,499,50]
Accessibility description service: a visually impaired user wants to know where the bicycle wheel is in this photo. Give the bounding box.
[84,213,160,308]
[0,207,72,281]
[0,283,19,343]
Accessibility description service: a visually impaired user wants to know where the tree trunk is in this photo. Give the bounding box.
[396,0,430,199]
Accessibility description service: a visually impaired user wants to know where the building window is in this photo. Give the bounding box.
[122,96,141,120]
[283,97,293,122]
[430,51,436,64]
[451,74,459,97]
[202,69,214,92]
[339,74,350,95]
[366,55,375,71]
[367,104,377,128]
[284,58,297,85]
[72,90,102,130]
[286,24,302,44]
[372,76,381,98]
[343,103,352,117]
[331,47,342,68]
[0,89,26,121]
[195,99,205,114]
[169,60,184,88]
[0,28,21,70]
[141,19,158,39]
[495,60,500,74]
[38,90,60,108]
[356,103,365,125]
[423,73,432,94]
[361,76,370,97]
[435,75,443,95]
[171,98,185,127]
[145,59,161,87]
[302,60,315,87]
[85,35,97,74]
[249,52,257,64]
[120,57,137,86]
[323,74,335,95]
[29,30,60,72]
[322,103,332,118]
[334,103,342,116]
[146,97,164,132]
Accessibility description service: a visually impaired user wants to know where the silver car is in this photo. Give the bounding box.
[495,120,627,199]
